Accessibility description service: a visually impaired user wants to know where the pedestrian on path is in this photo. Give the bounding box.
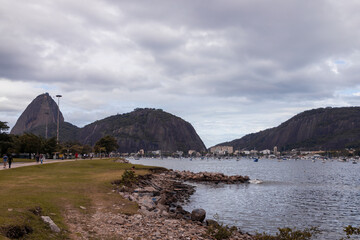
[40,154,45,164]
[8,154,13,168]
[3,154,8,168]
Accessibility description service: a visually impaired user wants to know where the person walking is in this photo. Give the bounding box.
[40,154,45,164]
[7,154,13,168]
[35,153,39,164]
[3,154,8,168]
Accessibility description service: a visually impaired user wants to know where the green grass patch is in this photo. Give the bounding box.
[0,158,156,239]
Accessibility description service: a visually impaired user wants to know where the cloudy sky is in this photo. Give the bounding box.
[1,0,360,147]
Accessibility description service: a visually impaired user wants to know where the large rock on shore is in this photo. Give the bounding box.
[191,208,206,222]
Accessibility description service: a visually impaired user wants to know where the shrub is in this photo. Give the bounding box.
[254,227,320,240]
[343,225,360,239]
[207,223,237,240]
[121,170,137,185]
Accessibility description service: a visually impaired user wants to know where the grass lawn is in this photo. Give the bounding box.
[0,158,155,239]
[13,158,36,163]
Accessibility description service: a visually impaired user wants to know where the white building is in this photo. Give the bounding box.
[210,146,234,155]
[260,149,271,155]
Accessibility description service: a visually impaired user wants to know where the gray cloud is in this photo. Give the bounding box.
[1,0,360,147]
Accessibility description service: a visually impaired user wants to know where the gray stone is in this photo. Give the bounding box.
[206,219,219,227]
[138,196,156,211]
[191,208,206,222]
[41,216,61,233]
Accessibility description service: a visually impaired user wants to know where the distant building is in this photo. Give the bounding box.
[174,151,183,157]
[250,149,258,155]
[242,150,250,155]
[210,146,233,155]
[188,150,196,156]
[151,150,161,155]
[274,146,278,156]
[260,149,271,155]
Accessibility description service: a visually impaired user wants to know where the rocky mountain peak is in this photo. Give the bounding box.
[10,93,64,135]
[10,95,206,153]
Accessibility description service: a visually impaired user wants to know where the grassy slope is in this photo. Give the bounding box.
[0,159,154,239]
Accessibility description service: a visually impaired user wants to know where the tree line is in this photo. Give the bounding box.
[0,121,118,157]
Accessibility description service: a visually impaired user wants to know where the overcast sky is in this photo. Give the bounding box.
[1,0,360,147]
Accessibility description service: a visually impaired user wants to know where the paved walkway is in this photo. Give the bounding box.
[0,159,80,170]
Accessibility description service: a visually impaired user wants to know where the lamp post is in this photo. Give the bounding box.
[56,95,62,143]
[45,111,49,139]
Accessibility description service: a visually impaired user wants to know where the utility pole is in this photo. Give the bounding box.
[56,95,62,143]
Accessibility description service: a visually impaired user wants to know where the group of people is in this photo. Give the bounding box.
[35,153,46,164]
[2,154,13,169]
[2,153,47,169]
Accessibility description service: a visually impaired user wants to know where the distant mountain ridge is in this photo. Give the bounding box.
[217,107,360,151]
[79,108,206,153]
[11,94,206,153]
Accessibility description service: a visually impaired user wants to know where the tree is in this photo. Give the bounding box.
[42,137,57,155]
[94,136,119,153]
[82,145,93,154]
[0,121,12,154]
[16,133,42,153]
[0,121,9,133]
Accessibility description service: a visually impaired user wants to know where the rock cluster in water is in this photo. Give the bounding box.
[170,170,250,184]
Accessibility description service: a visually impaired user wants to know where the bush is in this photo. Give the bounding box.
[254,227,320,240]
[207,223,237,240]
[343,225,360,239]
[120,170,137,185]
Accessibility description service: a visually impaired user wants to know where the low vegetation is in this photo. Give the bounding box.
[0,158,155,239]
[119,169,137,185]
[343,225,360,239]
[207,223,238,240]
[254,227,320,240]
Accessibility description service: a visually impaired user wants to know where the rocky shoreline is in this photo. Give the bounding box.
[109,168,253,240]
[64,168,253,239]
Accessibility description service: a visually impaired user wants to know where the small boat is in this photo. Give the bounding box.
[352,161,357,164]
[253,158,258,162]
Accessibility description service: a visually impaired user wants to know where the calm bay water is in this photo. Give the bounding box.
[129,157,360,239]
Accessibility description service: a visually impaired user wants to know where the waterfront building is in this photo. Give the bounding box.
[274,146,278,156]
[210,146,234,155]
